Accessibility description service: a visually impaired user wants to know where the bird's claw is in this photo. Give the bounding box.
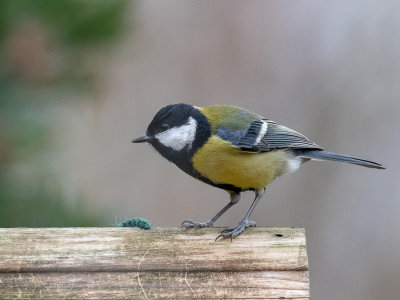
[181,219,214,229]
[216,219,256,241]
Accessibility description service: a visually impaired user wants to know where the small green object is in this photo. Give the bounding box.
[117,218,151,230]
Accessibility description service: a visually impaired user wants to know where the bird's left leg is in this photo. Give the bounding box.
[181,192,240,228]
[216,189,265,240]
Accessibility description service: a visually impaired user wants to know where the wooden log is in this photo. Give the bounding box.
[0,227,309,299]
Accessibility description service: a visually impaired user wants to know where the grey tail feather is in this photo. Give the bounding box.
[295,150,385,169]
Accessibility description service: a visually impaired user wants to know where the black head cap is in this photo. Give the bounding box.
[146,103,195,137]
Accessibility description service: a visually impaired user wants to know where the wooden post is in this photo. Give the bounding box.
[0,227,309,299]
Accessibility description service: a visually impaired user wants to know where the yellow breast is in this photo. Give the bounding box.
[192,136,289,190]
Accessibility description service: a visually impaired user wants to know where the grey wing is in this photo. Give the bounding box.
[237,119,322,152]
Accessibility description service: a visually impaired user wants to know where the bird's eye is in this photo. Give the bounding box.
[161,123,169,130]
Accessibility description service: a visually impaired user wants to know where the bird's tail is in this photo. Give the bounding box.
[295,150,385,169]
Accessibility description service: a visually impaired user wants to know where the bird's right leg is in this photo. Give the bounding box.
[181,192,240,228]
[216,189,264,240]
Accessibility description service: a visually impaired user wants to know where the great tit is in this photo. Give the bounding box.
[133,103,384,240]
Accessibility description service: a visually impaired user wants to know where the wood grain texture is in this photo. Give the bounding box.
[0,227,309,299]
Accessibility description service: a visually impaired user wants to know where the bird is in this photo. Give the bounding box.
[132,103,384,240]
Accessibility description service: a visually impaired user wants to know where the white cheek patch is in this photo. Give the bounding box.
[255,121,268,144]
[286,157,302,173]
[155,116,197,151]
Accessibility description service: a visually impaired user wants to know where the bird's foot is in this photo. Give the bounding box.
[181,219,214,229]
[216,219,256,241]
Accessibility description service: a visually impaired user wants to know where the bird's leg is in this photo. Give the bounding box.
[181,192,240,229]
[216,189,265,240]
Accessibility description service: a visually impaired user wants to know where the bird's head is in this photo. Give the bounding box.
[132,104,210,162]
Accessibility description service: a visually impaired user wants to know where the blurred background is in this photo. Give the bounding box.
[0,0,399,299]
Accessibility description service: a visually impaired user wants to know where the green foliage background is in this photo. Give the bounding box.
[0,0,130,227]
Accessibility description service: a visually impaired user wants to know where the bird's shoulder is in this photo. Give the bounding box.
[198,105,261,132]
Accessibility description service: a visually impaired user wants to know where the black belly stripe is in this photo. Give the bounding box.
[193,173,244,193]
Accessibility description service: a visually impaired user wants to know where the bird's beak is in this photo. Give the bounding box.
[132,133,151,143]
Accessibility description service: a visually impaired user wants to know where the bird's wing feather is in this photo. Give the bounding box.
[224,119,322,152]
[201,106,322,152]
[253,120,322,152]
